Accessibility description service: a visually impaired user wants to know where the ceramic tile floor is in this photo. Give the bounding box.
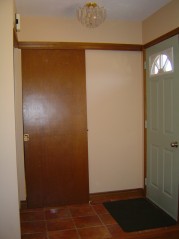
[20,201,132,239]
[20,198,179,239]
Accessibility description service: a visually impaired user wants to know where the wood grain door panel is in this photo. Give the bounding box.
[22,49,89,208]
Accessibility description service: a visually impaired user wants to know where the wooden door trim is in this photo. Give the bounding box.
[18,41,143,51]
[143,48,147,196]
[143,27,179,49]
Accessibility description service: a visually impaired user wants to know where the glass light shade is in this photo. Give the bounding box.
[77,2,106,28]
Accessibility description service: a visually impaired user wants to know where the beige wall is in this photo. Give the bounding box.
[16,49,144,196]
[14,0,179,200]
[86,50,144,193]
[143,0,179,44]
[0,0,21,238]
[14,48,26,201]
[16,49,144,198]
[16,14,143,199]
[17,16,142,44]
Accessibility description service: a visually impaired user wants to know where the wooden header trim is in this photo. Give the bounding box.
[18,41,143,51]
[143,27,179,49]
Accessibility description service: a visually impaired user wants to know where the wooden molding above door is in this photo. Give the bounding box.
[143,27,179,49]
[18,41,143,51]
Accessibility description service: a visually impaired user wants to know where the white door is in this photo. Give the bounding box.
[146,35,179,220]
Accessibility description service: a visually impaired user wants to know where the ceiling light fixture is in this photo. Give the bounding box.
[77,2,106,28]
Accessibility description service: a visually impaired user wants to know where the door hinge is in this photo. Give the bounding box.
[145,178,147,186]
[145,120,147,129]
[144,61,146,70]
[24,134,30,142]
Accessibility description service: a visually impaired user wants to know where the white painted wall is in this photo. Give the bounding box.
[86,50,144,193]
[0,0,21,238]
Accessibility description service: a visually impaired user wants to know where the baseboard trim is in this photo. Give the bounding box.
[89,188,145,203]
[20,188,144,209]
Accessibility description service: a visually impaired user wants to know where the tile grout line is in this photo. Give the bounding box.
[67,206,82,239]
[21,208,48,238]
[20,203,115,238]
[90,203,113,238]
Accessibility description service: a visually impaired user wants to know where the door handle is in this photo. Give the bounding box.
[170,141,178,148]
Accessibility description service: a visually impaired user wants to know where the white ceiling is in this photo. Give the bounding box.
[15,0,172,21]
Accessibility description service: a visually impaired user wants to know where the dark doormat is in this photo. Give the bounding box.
[103,198,176,232]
